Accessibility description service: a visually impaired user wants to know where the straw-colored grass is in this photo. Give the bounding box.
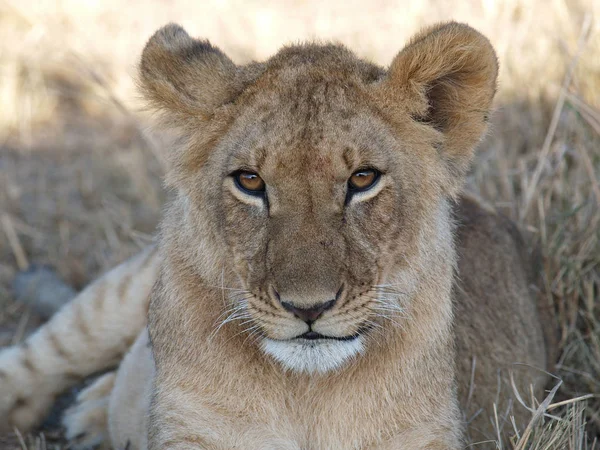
[0,0,598,448]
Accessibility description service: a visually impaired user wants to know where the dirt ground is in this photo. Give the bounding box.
[0,1,598,448]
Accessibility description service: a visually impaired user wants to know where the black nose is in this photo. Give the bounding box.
[280,299,336,324]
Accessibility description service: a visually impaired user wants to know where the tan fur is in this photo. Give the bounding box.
[0,22,553,449]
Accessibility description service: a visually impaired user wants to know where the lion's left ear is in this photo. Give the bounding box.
[380,22,498,196]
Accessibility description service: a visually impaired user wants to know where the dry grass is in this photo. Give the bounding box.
[0,0,598,448]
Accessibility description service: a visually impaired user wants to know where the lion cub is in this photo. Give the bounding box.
[0,22,551,449]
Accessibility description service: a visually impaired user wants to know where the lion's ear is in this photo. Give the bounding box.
[382,22,498,195]
[139,24,240,122]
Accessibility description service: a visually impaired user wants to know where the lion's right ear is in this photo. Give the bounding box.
[139,24,239,121]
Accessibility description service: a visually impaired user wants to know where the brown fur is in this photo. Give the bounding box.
[453,194,550,442]
[0,22,554,449]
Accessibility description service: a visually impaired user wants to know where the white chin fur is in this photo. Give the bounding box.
[261,337,364,374]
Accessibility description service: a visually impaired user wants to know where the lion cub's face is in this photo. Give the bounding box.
[216,79,423,373]
[141,23,498,373]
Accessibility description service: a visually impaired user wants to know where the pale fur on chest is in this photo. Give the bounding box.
[149,326,459,450]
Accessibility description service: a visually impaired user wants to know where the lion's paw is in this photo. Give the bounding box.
[62,372,115,450]
[0,346,58,433]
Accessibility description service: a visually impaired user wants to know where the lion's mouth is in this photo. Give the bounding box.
[261,330,366,373]
[296,331,360,341]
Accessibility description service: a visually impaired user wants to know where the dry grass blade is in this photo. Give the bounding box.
[513,380,562,450]
[519,13,593,221]
[547,394,596,412]
[2,215,29,271]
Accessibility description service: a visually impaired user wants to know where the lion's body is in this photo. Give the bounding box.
[0,196,551,449]
[0,23,554,449]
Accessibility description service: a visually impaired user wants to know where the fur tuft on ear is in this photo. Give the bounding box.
[383,22,498,196]
[139,24,239,121]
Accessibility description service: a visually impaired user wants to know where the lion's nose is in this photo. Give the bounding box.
[280,299,336,324]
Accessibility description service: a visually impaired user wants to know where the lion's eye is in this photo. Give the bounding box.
[348,169,379,192]
[233,171,266,195]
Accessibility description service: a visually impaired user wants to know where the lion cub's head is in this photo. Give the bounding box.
[141,22,497,373]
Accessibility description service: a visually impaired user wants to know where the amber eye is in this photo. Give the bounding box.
[348,169,380,192]
[233,171,266,195]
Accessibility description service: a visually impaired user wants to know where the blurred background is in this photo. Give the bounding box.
[0,0,598,448]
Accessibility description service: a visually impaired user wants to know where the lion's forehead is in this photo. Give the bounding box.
[226,86,397,178]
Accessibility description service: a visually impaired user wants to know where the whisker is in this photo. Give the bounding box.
[364,292,408,308]
[372,312,406,328]
[362,319,385,344]
[204,284,248,292]
[371,283,408,290]
[371,305,407,315]
[226,292,253,301]
[209,304,252,341]
[373,298,408,308]
[242,325,264,346]
[237,317,264,328]
[213,298,251,321]
[367,304,407,316]
[223,320,266,347]
[366,288,406,297]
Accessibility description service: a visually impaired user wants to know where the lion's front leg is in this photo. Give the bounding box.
[106,330,154,450]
